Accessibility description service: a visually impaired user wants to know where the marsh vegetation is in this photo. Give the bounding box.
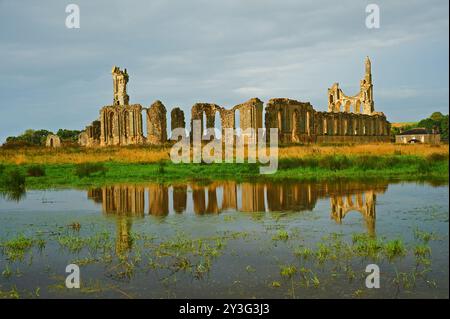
[0,179,447,298]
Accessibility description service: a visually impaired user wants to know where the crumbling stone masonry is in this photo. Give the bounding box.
[112,66,130,106]
[171,107,186,131]
[233,98,263,141]
[146,100,167,145]
[328,57,374,115]
[265,98,315,144]
[79,120,100,147]
[189,98,263,142]
[45,134,61,148]
[264,98,389,144]
[99,104,145,146]
[79,58,390,147]
[313,111,390,143]
[264,58,390,144]
[190,103,222,140]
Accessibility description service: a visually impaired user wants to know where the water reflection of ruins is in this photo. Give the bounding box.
[87,182,386,254]
[88,181,387,230]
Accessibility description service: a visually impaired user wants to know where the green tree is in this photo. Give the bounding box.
[56,129,81,142]
[439,115,449,140]
[2,129,53,147]
[430,112,444,122]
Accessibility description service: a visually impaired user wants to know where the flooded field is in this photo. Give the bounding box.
[0,180,448,298]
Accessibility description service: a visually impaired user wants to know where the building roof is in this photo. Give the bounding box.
[397,127,434,135]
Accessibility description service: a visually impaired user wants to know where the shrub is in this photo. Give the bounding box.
[0,168,26,190]
[417,159,432,174]
[318,155,351,170]
[74,163,108,178]
[427,153,448,162]
[0,164,5,175]
[26,165,46,177]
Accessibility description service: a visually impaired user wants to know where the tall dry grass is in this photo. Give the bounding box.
[0,146,170,164]
[0,143,447,165]
[278,143,448,159]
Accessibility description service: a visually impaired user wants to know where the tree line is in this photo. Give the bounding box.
[2,129,81,148]
[391,112,449,141]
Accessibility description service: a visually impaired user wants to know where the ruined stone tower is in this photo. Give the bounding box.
[112,66,130,106]
[327,57,375,115]
[96,66,145,146]
[361,56,374,115]
[79,58,390,147]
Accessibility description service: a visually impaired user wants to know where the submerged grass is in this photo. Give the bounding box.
[0,223,442,298]
[0,235,40,261]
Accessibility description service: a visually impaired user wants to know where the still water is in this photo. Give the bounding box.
[0,180,448,298]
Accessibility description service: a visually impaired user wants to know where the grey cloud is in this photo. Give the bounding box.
[0,0,448,142]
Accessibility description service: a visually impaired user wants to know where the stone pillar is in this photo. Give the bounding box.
[171,107,186,131]
[147,100,167,145]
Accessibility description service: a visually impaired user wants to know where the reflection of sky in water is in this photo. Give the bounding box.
[0,181,448,298]
[0,181,447,237]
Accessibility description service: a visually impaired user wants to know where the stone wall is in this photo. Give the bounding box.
[171,107,185,130]
[79,62,391,147]
[265,98,315,143]
[79,120,100,146]
[45,134,61,148]
[265,98,390,144]
[327,57,374,115]
[146,100,167,145]
[190,103,222,140]
[233,98,263,141]
[395,134,440,144]
[99,104,145,146]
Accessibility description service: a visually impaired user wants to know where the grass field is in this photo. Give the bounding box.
[0,143,447,165]
[0,143,448,189]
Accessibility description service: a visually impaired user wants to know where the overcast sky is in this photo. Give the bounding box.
[0,0,448,142]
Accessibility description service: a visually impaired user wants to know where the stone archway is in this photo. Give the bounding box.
[334,101,341,112]
[355,100,361,114]
[45,134,61,148]
[344,101,351,113]
[277,109,283,130]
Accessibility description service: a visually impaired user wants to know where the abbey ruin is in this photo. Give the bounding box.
[78,57,390,146]
[87,180,385,254]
